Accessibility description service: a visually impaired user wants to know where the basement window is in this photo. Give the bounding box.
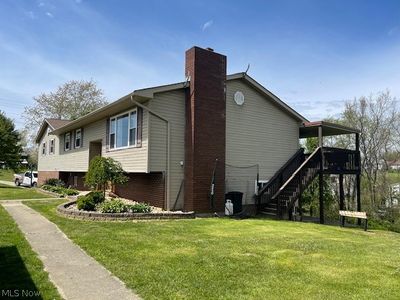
[109,109,137,149]
[65,132,71,151]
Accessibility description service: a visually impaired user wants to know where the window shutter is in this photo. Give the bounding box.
[106,119,110,151]
[81,128,84,148]
[72,130,75,149]
[137,107,143,147]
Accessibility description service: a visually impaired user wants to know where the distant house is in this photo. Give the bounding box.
[388,160,400,171]
[35,46,361,219]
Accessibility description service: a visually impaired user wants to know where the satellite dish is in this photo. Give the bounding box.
[234,91,245,106]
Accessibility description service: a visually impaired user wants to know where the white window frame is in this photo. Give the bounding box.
[75,128,82,148]
[65,132,71,151]
[49,139,55,155]
[42,142,46,155]
[109,109,137,150]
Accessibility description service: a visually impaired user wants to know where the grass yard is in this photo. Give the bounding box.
[0,169,15,181]
[26,200,400,300]
[387,171,400,184]
[0,205,61,299]
[0,184,51,200]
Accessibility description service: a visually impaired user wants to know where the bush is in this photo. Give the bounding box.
[77,195,96,211]
[41,185,79,196]
[44,178,65,187]
[97,200,152,214]
[97,199,127,213]
[63,188,80,196]
[87,191,105,204]
[127,203,152,213]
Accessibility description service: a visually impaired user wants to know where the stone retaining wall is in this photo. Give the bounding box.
[57,200,195,221]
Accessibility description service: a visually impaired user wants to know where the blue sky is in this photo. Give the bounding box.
[1,0,400,128]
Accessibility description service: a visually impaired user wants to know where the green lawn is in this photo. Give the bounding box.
[0,205,61,299]
[0,169,16,181]
[387,171,400,184]
[26,200,400,300]
[0,184,52,200]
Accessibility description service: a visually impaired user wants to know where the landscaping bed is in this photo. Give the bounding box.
[57,193,194,221]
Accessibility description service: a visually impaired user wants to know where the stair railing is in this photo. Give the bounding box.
[271,147,322,217]
[257,148,305,212]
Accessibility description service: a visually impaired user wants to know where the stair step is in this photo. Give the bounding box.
[263,207,277,213]
[260,211,278,216]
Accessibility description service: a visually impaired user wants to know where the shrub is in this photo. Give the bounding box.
[41,185,79,196]
[77,195,96,211]
[44,178,65,187]
[97,200,152,214]
[41,184,52,191]
[62,188,80,196]
[87,191,105,204]
[127,203,152,213]
[97,199,127,213]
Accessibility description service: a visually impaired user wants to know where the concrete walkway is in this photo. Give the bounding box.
[2,202,140,300]
[0,180,16,186]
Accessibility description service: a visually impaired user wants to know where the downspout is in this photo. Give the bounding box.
[130,96,171,211]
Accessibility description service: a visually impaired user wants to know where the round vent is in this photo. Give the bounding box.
[234,91,245,106]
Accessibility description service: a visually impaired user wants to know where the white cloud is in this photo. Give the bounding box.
[46,12,54,18]
[38,1,45,7]
[75,0,82,3]
[202,20,213,31]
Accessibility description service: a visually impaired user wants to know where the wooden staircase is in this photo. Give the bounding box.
[257,147,322,219]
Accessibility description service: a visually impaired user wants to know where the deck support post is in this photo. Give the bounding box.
[318,126,324,224]
[339,174,345,210]
[356,133,361,225]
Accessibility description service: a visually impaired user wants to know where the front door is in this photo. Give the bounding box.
[89,141,102,162]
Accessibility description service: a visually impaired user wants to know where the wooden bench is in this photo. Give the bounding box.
[339,210,368,231]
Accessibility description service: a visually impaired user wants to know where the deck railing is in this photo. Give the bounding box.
[271,147,321,217]
[322,147,360,174]
[257,148,305,210]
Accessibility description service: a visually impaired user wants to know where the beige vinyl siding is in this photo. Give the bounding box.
[38,108,149,173]
[37,125,62,171]
[226,79,300,181]
[148,89,186,209]
[103,109,149,172]
[55,119,105,171]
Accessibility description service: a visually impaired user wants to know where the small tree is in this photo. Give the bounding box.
[85,156,128,196]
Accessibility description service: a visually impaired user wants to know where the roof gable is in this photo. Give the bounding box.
[35,118,71,143]
[227,73,308,122]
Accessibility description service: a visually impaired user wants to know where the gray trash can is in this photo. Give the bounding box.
[225,191,243,214]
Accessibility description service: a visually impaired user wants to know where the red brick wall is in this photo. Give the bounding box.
[184,47,227,213]
[38,171,60,186]
[114,173,165,209]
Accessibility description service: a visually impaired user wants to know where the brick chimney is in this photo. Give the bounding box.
[184,46,227,213]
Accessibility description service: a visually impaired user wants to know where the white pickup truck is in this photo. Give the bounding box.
[14,171,38,187]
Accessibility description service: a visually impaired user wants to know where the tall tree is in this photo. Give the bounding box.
[24,79,107,131]
[0,111,22,170]
[340,91,400,207]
